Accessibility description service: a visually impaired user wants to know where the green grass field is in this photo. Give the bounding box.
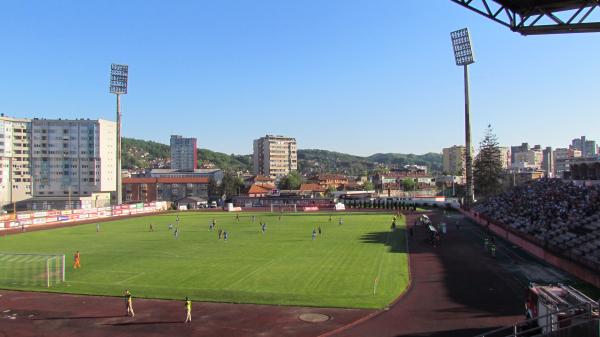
[0,212,409,309]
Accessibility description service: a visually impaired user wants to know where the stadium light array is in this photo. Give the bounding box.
[450,28,475,207]
[110,63,128,205]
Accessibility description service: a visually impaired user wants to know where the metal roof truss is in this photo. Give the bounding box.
[451,0,600,35]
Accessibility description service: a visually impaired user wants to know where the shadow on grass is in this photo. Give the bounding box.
[359,229,407,253]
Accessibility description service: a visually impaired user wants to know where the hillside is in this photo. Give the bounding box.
[299,149,442,176]
[122,138,252,172]
[122,138,442,175]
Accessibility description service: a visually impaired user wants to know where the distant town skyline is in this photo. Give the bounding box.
[1,1,599,156]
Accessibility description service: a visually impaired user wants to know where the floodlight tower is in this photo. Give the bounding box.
[450,28,475,208]
[109,64,128,205]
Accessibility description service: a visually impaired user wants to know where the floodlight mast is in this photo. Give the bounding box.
[450,28,475,208]
[109,64,128,205]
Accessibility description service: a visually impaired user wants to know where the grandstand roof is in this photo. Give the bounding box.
[451,0,600,35]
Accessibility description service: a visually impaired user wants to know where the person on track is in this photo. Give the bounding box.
[125,290,135,317]
[184,297,192,323]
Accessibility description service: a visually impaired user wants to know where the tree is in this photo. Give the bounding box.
[402,178,416,191]
[473,125,504,199]
[277,171,302,190]
[207,178,219,201]
[220,172,244,199]
[363,181,374,191]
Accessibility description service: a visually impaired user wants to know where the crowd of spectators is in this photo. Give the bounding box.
[473,178,600,270]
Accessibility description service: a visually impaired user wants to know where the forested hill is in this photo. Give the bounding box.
[298,149,442,175]
[122,138,442,175]
[122,138,252,172]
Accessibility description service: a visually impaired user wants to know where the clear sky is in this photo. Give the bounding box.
[1,1,599,156]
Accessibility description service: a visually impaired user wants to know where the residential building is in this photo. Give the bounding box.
[572,136,597,157]
[499,147,511,169]
[123,176,209,203]
[30,118,117,201]
[510,143,530,165]
[0,115,32,208]
[170,135,197,171]
[243,175,275,188]
[253,135,297,178]
[542,147,554,178]
[512,149,543,170]
[149,168,223,184]
[554,148,582,178]
[315,174,349,189]
[442,145,465,175]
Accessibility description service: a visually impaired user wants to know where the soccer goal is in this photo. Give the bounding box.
[270,204,297,213]
[0,253,65,288]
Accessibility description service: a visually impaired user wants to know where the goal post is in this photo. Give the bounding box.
[269,204,298,213]
[0,252,66,288]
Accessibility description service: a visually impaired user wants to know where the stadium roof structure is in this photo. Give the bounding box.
[451,0,600,35]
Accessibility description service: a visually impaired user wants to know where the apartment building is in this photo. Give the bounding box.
[253,135,297,178]
[30,118,117,198]
[442,145,465,175]
[0,115,32,208]
[170,135,197,171]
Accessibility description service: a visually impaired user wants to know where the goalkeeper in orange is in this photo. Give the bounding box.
[73,251,81,269]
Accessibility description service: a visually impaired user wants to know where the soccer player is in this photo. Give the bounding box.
[224,231,228,241]
[218,229,222,240]
[176,215,180,223]
[318,226,322,235]
[261,223,266,234]
[312,229,317,240]
[252,215,256,223]
[168,223,173,231]
[174,228,179,239]
[149,223,154,232]
[73,251,81,269]
[329,215,332,222]
[184,297,192,323]
[339,217,343,225]
[125,290,135,317]
[236,213,240,221]
[96,224,100,232]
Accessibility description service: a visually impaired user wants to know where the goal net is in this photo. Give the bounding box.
[0,253,65,288]
[270,204,297,213]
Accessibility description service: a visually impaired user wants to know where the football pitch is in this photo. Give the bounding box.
[0,212,409,309]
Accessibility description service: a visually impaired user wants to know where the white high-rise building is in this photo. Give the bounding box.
[170,135,197,171]
[253,135,297,178]
[30,118,116,198]
[0,115,32,208]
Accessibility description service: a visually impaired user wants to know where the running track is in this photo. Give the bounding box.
[0,210,573,337]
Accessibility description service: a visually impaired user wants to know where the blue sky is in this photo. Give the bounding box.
[1,1,599,156]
